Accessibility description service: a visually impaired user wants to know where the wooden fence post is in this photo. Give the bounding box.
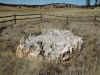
[94,15,97,26]
[40,14,43,23]
[13,15,16,24]
[66,16,69,25]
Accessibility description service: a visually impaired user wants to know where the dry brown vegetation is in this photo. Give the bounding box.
[0,6,100,75]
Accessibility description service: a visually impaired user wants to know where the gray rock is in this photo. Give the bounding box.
[16,29,83,60]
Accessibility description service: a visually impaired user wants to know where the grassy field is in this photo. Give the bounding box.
[0,6,100,16]
[0,6,100,75]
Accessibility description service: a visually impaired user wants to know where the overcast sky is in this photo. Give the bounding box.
[0,0,95,5]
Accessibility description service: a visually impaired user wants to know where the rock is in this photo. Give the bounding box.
[16,29,83,61]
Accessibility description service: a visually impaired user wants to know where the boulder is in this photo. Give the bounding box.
[16,29,83,61]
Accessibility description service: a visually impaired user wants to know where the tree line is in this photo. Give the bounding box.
[86,0,100,7]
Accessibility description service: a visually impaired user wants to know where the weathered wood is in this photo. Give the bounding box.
[13,15,16,24]
[0,19,14,23]
[0,15,13,18]
[66,16,69,25]
[0,14,41,24]
[16,17,40,21]
[0,14,100,26]
[40,14,43,23]
[15,14,40,16]
[94,15,97,26]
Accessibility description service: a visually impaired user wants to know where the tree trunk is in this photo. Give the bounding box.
[86,0,90,7]
[95,0,98,6]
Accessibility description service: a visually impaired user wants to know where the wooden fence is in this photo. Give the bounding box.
[0,14,100,26]
[0,14,41,25]
[43,14,100,25]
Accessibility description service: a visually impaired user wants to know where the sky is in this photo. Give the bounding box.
[0,0,96,6]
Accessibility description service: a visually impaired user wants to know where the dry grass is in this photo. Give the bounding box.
[0,6,100,16]
[0,6,100,75]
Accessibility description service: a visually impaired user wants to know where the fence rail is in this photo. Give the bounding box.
[96,16,100,23]
[15,14,40,16]
[0,19,14,23]
[0,14,41,24]
[16,17,41,21]
[0,14,100,25]
[0,15,13,18]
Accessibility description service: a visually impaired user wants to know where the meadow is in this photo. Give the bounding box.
[0,6,100,75]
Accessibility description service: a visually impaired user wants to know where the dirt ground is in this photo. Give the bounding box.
[0,6,100,75]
